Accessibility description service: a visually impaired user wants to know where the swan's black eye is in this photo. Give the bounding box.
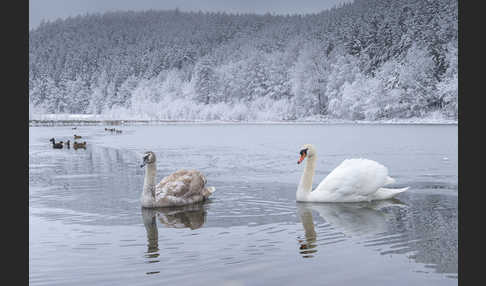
[300,149,308,156]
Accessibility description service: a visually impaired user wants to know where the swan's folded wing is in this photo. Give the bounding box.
[315,159,389,198]
[156,170,191,198]
[155,169,206,199]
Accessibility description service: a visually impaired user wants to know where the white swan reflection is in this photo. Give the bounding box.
[297,199,406,257]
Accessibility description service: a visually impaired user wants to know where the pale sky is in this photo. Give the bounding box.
[29,0,352,30]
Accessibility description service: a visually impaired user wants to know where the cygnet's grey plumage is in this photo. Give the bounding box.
[140,151,215,208]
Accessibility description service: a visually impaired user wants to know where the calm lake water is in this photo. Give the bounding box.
[29,123,457,286]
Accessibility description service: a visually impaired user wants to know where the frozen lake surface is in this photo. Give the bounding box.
[29,124,457,285]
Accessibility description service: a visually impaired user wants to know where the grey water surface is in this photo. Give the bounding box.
[29,124,457,286]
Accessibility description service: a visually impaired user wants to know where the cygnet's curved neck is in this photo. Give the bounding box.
[143,162,157,197]
[297,155,316,199]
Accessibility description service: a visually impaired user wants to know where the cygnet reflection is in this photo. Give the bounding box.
[141,203,208,256]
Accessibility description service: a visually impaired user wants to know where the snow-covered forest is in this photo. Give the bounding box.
[29,0,457,121]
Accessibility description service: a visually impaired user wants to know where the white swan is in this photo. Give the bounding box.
[140,151,216,208]
[296,144,408,202]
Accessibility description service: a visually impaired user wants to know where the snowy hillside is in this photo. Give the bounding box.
[29,0,457,122]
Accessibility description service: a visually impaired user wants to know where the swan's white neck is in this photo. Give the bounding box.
[143,162,157,199]
[297,155,316,200]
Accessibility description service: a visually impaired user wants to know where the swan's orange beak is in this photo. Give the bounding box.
[298,153,306,164]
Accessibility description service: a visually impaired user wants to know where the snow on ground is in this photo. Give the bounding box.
[29,112,457,125]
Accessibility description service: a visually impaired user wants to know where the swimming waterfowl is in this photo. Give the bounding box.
[74,134,82,139]
[49,138,63,149]
[296,144,408,202]
[140,151,216,208]
[73,141,86,150]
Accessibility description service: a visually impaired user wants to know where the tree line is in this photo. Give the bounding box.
[29,0,457,121]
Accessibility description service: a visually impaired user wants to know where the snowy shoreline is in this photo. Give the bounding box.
[29,114,457,126]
